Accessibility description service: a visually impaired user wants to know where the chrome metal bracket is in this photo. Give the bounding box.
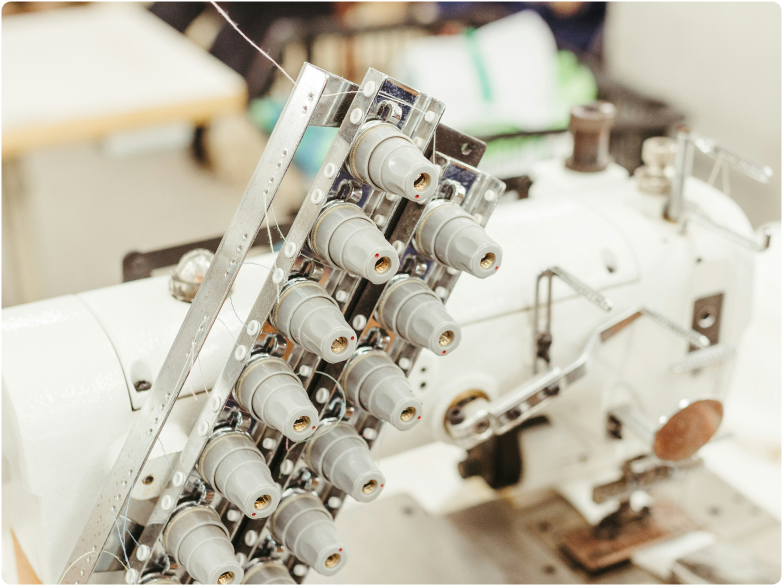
[128,67,409,582]
[666,129,773,252]
[532,266,613,374]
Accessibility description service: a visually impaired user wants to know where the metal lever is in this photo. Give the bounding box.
[447,307,710,449]
[533,266,613,374]
[666,128,774,252]
[592,454,702,504]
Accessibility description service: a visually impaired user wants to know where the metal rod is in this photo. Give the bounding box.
[666,128,693,222]
[685,209,773,252]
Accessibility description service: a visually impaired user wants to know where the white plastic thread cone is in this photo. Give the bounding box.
[311,203,399,285]
[349,122,440,203]
[199,432,281,519]
[163,506,243,585]
[342,350,422,431]
[271,494,348,576]
[377,277,462,355]
[305,422,386,503]
[235,357,318,442]
[271,281,357,363]
[415,201,502,278]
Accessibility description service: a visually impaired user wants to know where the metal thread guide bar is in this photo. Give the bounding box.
[62,63,331,584]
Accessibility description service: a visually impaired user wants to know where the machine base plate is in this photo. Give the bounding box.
[560,500,696,572]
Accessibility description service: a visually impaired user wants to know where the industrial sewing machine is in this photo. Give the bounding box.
[2,65,777,584]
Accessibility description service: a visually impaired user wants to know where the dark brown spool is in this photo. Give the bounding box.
[566,101,617,173]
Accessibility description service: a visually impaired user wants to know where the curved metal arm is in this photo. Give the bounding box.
[533,266,613,374]
[448,307,710,449]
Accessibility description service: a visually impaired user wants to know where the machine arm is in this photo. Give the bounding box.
[447,307,710,450]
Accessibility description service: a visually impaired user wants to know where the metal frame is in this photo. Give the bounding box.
[61,59,506,585]
[224,68,449,573]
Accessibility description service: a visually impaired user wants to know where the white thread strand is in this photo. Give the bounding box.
[262,191,277,255]
[210,1,294,85]
[314,370,348,423]
[209,6,427,121]
[157,437,176,474]
[215,316,238,344]
[229,292,249,329]
[241,260,281,305]
[197,352,211,399]
[267,200,287,243]
[205,5,361,103]
[119,429,153,583]
[59,551,129,584]
[228,260,279,330]
[187,339,199,401]
[114,517,132,575]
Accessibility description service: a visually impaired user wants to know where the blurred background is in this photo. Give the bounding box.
[2,1,780,307]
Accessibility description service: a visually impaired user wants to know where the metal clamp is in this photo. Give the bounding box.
[532,266,613,374]
[448,306,710,449]
[666,128,774,252]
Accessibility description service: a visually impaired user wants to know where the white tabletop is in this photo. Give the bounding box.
[2,3,247,156]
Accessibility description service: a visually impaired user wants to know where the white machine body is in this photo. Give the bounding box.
[2,158,757,582]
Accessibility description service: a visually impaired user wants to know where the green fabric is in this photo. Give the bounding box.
[481,50,598,165]
[464,27,494,103]
[554,50,598,129]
